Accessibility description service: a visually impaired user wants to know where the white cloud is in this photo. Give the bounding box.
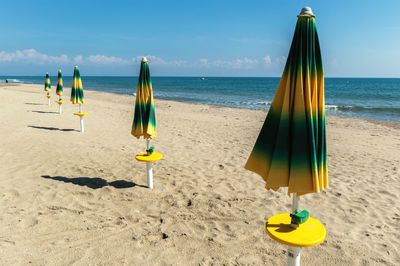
[199,57,259,69]
[73,55,83,64]
[0,49,187,67]
[0,49,70,64]
[0,48,288,72]
[87,55,131,65]
[198,58,209,66]
[263,55,272,65]
[275,56,287,65]
[133,55,186,67]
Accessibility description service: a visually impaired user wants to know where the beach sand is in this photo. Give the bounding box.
[0,84,399,266]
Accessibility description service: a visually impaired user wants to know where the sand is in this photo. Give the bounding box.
[0,84,399,266]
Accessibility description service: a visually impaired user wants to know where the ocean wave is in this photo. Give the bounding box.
[325,104,338,110]
[0,79,23,83]
[331,105,400,115]
[256,101,271,106]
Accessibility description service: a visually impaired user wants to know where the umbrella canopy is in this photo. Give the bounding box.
[70,66,85,104]
[245,7,328,195]
[56,70,63,96]
[44,72,51,92]
[131,57,157,139]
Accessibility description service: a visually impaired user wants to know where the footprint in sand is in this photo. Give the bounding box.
[0,238,15,246]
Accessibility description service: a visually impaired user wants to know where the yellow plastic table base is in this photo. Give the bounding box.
[266,212,326,248]
[73,112,88,117]
[55,100,64,104]
[135,152,163,162]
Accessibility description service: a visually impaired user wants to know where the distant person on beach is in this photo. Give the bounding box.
[5,79,8,83]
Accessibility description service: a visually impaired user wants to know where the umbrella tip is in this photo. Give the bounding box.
[142,57,148,63]
[74,65,78,69]
[299,6,314,16]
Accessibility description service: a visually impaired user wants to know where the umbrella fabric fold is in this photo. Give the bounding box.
[131,58,156,139]
[245,11,328,195]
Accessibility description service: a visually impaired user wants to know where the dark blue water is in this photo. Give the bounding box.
[1,76,399,122]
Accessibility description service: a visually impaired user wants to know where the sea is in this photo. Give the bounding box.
[1,76,399,122]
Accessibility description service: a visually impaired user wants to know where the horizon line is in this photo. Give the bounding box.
[1,75,400,79]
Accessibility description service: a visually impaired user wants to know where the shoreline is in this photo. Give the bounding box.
[7,83,400,127]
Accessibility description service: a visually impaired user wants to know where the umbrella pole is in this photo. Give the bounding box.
[58,97,62,114]
[146,139,154,189]
[287,246,301,266]
[292,193,299,213]
[79,104,84,133]
[287,193,301,266]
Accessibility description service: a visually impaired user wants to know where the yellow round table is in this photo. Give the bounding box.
[55,100,64,104]
[135,152,163,190]
[73,111,88,132]
[135,152,163,162]
[73,112,88,117]
[265,212,326,247]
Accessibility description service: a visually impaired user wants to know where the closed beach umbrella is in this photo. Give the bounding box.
[56,70,63,97]
[44,72,51,106]
[245,7,327,265]
[132,57,162,189]
[71,66,84,105]
[245,7,327,195]
[132,57,156,139]
[71,66,87,132]
[55,70,63,114]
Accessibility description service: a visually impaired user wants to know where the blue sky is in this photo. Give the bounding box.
[0,0,400,77]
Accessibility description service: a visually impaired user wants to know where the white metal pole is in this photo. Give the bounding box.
[146,139,153,189]
[292,193,299,213]
[146,139,150,150]
[147,162,154,189]
[79,104,84,133]
[48,98,51,106]
[287,193,301,265]
[80,117,84,132]
[58,97,62,114]
[287,246,301,266]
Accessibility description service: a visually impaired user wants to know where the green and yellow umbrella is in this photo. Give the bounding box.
[55,70,64,114]
[70,66,84,105]
[71,66,87,132]
[132,57,162,190]
[245,7,327,265]
[131,57,157,139]
[245,7,327,196]
[56,70,63,97]
[44,72,51,105]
